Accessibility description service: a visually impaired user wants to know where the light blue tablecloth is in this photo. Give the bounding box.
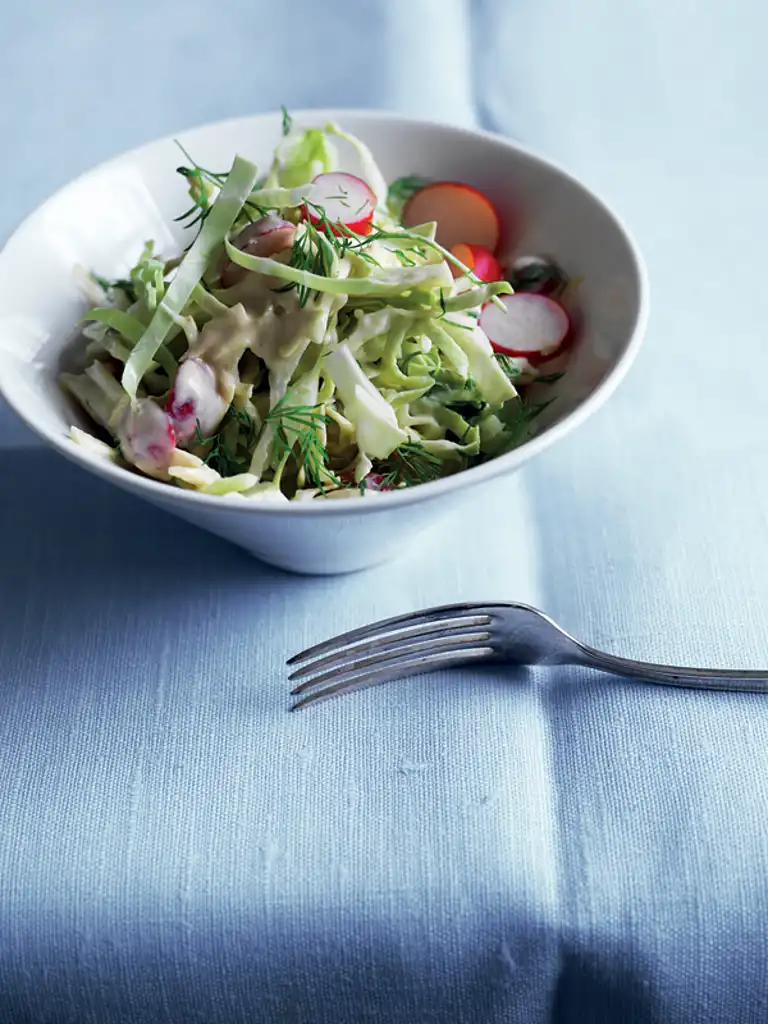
[3,2,768,1021]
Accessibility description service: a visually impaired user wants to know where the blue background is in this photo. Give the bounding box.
[2,2,768,1021]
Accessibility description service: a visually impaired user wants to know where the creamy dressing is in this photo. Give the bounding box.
[185,304,258,405]
[145,269,350,480]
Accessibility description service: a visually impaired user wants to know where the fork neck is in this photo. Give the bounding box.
[577,644,768,694]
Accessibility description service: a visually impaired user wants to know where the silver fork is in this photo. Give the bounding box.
[288,601,768,710]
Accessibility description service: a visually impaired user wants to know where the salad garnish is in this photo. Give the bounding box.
[62,112,575,501]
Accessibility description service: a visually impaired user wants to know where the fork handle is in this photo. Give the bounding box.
[580,646,768,694]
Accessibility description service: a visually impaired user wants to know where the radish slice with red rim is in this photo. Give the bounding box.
[480,293,572,364]
[402,182,501,252]
[307,172,375,234]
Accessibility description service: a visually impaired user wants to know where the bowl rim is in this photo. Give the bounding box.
[0,106,649,517]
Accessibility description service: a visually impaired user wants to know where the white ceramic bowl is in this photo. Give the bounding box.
[0,109,648,574]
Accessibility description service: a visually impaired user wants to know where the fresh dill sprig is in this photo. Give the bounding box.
[493,355,564,388]
[287,219,336,307]
[325,190,352,207]
[265,393,338,489]
[173,142,228,235]
[308,213,491,293]
[497,396,555,448]
[175,140,230,184]
[194,407,257,477]
[289,208,492,304]
[373,441,443,489]
[281,105,293,136]
[535,371,565,385]
[430,377,485,415]
[391,248,417,267]
[494,353,522,381]
[173,141,267,242]
[303,203,380,268]
[286,230,311,306]
[92,273,138,304]
[275,195,491,314]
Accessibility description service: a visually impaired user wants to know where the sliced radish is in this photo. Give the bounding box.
[306,172,375,235]
[450,243,503,282]
[166,357,228,443]
[220,215,296,288]
[480,293,572,364]
[402,182,500,252]
[117,399,176,475]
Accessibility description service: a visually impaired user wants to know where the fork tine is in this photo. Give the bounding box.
[290,648,494,710]
[288,621,492,683]
[287,603,503,666]
[290,630,493,694]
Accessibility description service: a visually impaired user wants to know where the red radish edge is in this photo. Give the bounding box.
[402,181,501,252]
[306,172,375,235]
[450,243,503,282]
[480,293,572,365]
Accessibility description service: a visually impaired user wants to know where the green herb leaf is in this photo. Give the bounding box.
[386,175,430,208]
[494,353,522,381]
[497,395,555,448]
[174,142,268,242]
[281,105,293,137]
[91,273,138,304]
[392,248,417,267]
[122,153,260,399]
[287,220,333,307]
[265,392,338,489]
[373,440,443,489]
[194,406,258,477]
[509,258,567,297]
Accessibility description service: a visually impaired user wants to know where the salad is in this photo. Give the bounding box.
[63,111,574,502]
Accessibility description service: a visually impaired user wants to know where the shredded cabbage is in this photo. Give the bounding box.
[265,128,337,189]
[122,154,260,398]
[83,308,178,378]
[222,237,454,298]
[324,343,408,459]
[63,113,566,502]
